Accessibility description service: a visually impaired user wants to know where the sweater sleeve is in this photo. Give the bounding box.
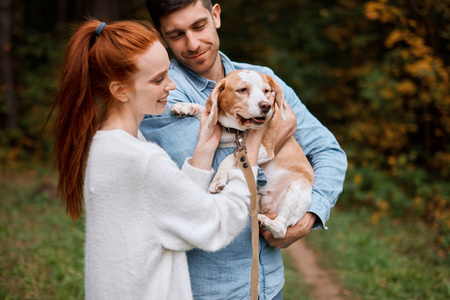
[180,157,215,191]
[141,147,258,252]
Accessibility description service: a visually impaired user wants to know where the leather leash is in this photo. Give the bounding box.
[231,129,259,300]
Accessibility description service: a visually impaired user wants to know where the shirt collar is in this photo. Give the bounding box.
[170,51,236,91]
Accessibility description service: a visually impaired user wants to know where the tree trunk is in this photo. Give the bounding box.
[90,0,120,21]
[55,0,69,41]
[0,0,18,129]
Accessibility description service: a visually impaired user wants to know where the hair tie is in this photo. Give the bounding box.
[95,22,106,37]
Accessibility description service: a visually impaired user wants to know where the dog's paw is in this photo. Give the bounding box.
[258,214,271,227]
[258,214,287,239]
[171,103,193,118]
[208,181,226,194]
[208,177,227,194]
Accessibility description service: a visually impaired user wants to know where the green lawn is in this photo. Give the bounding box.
[1,168,449,299]
[303,208,450,300]
[0,168,84,299]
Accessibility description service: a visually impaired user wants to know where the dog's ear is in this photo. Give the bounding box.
[206,79,226,127]
[265,75,287,120]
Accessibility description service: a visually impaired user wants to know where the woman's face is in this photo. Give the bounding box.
[126,42,176,116]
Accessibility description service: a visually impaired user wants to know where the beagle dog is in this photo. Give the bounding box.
[171,70,314,239]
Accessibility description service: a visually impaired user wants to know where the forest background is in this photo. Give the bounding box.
[1,0,449,298]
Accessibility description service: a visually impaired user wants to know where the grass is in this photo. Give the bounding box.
[304,207,450,300]
[1,167,449,299]
[0,167,84,299]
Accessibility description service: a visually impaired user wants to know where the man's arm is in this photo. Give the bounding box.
[283,78,347,228]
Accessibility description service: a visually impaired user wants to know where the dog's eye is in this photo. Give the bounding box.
[237,88,248,93]
[264,89,270,94]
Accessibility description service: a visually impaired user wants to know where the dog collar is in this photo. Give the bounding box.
[224,127,244,135]
[224,127,246,154]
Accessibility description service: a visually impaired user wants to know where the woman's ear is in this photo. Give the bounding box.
[109,81,128,102]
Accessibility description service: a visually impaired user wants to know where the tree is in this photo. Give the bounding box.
[0,0,18,129]
[89,0,121,21]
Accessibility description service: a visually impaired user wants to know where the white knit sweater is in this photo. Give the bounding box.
[83,130,256,300]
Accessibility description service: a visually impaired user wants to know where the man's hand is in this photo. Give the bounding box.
[259,212,318,249]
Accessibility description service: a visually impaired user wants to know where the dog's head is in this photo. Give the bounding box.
[205,70,286,130]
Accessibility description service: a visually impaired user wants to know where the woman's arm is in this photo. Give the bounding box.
[142,146,257,252]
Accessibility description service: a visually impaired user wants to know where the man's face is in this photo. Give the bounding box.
[160,0,221,79]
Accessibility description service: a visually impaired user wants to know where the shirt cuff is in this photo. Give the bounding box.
[307,193,331,230]
[182,157,215,191]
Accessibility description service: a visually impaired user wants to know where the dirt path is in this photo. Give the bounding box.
[285,239,345,300]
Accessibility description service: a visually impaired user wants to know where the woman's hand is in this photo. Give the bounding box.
[198,109,222,151]
[191,109,222,170]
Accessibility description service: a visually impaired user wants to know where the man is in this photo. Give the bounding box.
[140,1,347,299]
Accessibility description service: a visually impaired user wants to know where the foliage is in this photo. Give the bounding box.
[0,2,62,167]
[219,0,450,257]
[306,208,450,299]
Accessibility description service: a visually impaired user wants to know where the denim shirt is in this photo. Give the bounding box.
[140,52,347,300]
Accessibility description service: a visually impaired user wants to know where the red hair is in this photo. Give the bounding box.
[48,19,161,221]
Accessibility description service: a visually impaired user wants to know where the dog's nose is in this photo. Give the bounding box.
[259,101,271,114]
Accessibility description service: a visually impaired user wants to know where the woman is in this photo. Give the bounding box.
[49,19,265,299]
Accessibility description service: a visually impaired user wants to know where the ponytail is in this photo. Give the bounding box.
[50,21,99,221]
[48,19,160,221]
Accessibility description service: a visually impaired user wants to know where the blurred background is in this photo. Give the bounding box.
[1,0,449,299]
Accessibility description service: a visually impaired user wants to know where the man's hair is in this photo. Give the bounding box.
[146,0,213,31]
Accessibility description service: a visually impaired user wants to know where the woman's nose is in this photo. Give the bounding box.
[165,78,176,91]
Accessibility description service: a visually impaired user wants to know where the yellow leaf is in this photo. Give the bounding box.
[396,80,416,95]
